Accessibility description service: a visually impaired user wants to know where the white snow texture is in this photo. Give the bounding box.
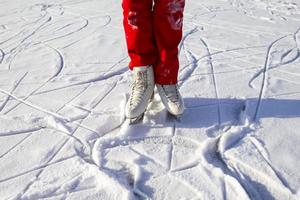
[0,0,300,199]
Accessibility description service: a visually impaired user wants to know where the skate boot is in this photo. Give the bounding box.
[126,66,155,123]
[156,84,184,118]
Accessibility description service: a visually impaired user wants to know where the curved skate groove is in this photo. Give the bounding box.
[6,16,52,71]
[0,13,48,46]
[178,27,198,55]
[178,27,202,86]
[252,34,293,121]
[178,43,267,86]
[249,28,300,90]
[248,47,299,89]
[34,58,128,96]
[41,15,89,43]
[8,16,52,57]
[43,43,65,77]
[3,42,68,114]
[58,15,111,49]
[179,46,199,87]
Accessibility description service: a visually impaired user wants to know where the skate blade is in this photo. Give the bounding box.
[128,113,144,125]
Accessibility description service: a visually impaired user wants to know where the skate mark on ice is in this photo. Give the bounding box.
[41,15,89,44]
[14,137,79,199]
[3,44,66,114]
[0,127,41,137]
[97,130,212,199]
[34,57,128,96]
[0,48,4,64]
[94,132,201,169]
[0,71,28,112]
[59,14,111,49]
[44,186,97,200]
[3,73,58,115]
[179,29,200,86]
[252,28,300,121]
[0,12,48,47]
[269,73,300,85]
[217,124,296,199]
[7,16,52,62]
[0,81,101,189]
[168,121,177,171]
[0,83,100,164]
[0,83,89,162]
[193,20,279,37]
[249,28,300,89]
[56,83,92,112]
[129,146,167,172]
[0,155,75,184]
[199,38,221,126]
[43,43,65,77]
[170,135,249,200]
[249,137,296,194]
[1,77,121,137]
[5,15,51,72]
[0,133,32,159]
[13,79,121,198]
[178,27,198,55]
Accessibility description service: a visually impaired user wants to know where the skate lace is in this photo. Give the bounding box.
[162,85,179,103]
[130,71,147,106]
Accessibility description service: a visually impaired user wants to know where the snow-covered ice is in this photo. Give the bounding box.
[0,0,300,199]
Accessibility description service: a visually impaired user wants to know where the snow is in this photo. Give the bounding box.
[0,0,300,199]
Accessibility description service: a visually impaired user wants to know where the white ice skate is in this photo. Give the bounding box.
[156,84,184,117]
[125,66,155,123]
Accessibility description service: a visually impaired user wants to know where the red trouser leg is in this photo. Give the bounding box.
[122,0,185,84]
[122,0,157,70]
[153,0,185,84]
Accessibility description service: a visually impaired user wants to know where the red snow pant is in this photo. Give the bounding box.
[122,0,185,84]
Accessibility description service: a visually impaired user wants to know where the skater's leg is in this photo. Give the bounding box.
[153,0,185,116]
[153,0,185,84]
[122,0,158,69]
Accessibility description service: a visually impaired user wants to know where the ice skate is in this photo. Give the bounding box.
[156,84,184,117]
[126,66,155,123]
